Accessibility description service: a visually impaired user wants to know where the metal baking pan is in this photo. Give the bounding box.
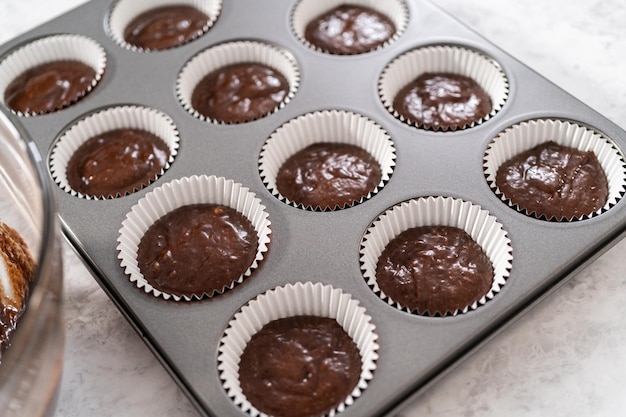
[2,1,625,416]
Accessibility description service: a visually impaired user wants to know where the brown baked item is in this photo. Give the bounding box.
[0,222,36,357]
[191,62,290,123]
[495,141,608,219]
[238,315,362,417]
[376,225,493,315]
[276,142,381,209]
[123,5,209,51]
[4,60,96,114]
[393,72,492,130]
[304,4,395,55]
[136,204,258,297]
[65,128,170,198]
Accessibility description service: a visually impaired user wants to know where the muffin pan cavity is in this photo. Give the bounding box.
[0,34,106,117]
[484,118,626,221]
[218,282,379,417]
[2,1,626,416]
[117,175,271,301]
[378,44,509,131]
[50,104,179,199]
[107,0,223,52]
[259,109,396,211]
[360,196,512,316]
[176,40,300,124]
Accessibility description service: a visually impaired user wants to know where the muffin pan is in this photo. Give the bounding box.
[2,1,626,416]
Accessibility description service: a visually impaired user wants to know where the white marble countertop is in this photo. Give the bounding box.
[1,1,626,416]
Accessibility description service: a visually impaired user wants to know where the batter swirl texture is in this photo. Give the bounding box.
[239,315,362,417]
[137,204,258,297]
[376,225,493,315]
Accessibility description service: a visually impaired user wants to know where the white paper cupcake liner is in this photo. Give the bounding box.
[291,0,408,55]
[259,109,396,211]
[217,281,379,417]
[176,40,300,124]
[49,105,179,200]
[360,196,513,316]
[107,0,222,52]
[378,44,509,131]
[0,34,106,117]
[116,175,271,301]
[484,118,626,221]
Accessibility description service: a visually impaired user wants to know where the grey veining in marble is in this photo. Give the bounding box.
[1,1,625,416]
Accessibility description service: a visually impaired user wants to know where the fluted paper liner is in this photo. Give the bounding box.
[0,34,106,117]
[107,0,222,52]
[50,105,180,199]
[218,282,379,417]
[176,40,300,124]
[484,118,626,221]
[291,0,409,55]
[378,44,509,131]
[360,196,513,316]
[116,175,271,301]
[259,109,396,211]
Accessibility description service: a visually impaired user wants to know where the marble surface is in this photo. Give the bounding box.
[1,1,626,416]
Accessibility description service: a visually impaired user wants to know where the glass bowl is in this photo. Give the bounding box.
[0,109,64,417]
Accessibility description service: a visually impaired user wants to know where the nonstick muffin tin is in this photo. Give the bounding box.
[2,1,626,416]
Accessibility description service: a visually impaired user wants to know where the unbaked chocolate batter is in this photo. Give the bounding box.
[495,141,608,219]
[276,142,381,209]
[0,223,35,358]
[393,72,492,130]
[238,315,362,417]
[66,129,170,198]
[4,60,96,114]
[191,62,289,123]
[123,5,209,50]
[376,225,493,315]
[304,4,396,55]
[137,204,258,297]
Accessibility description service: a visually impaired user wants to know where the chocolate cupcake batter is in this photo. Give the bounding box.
[276,142,381,209]
[66,128,170,198]
[393,72,492,130]
[4,60,96,114]
[137,204,258,297]
[191,62,290,123]
[239,315,362,417]
[376,225,493,315]
[495,141,608,220]
[304,4,396,55]
[123,5,209,51]
[0,223,35,358]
